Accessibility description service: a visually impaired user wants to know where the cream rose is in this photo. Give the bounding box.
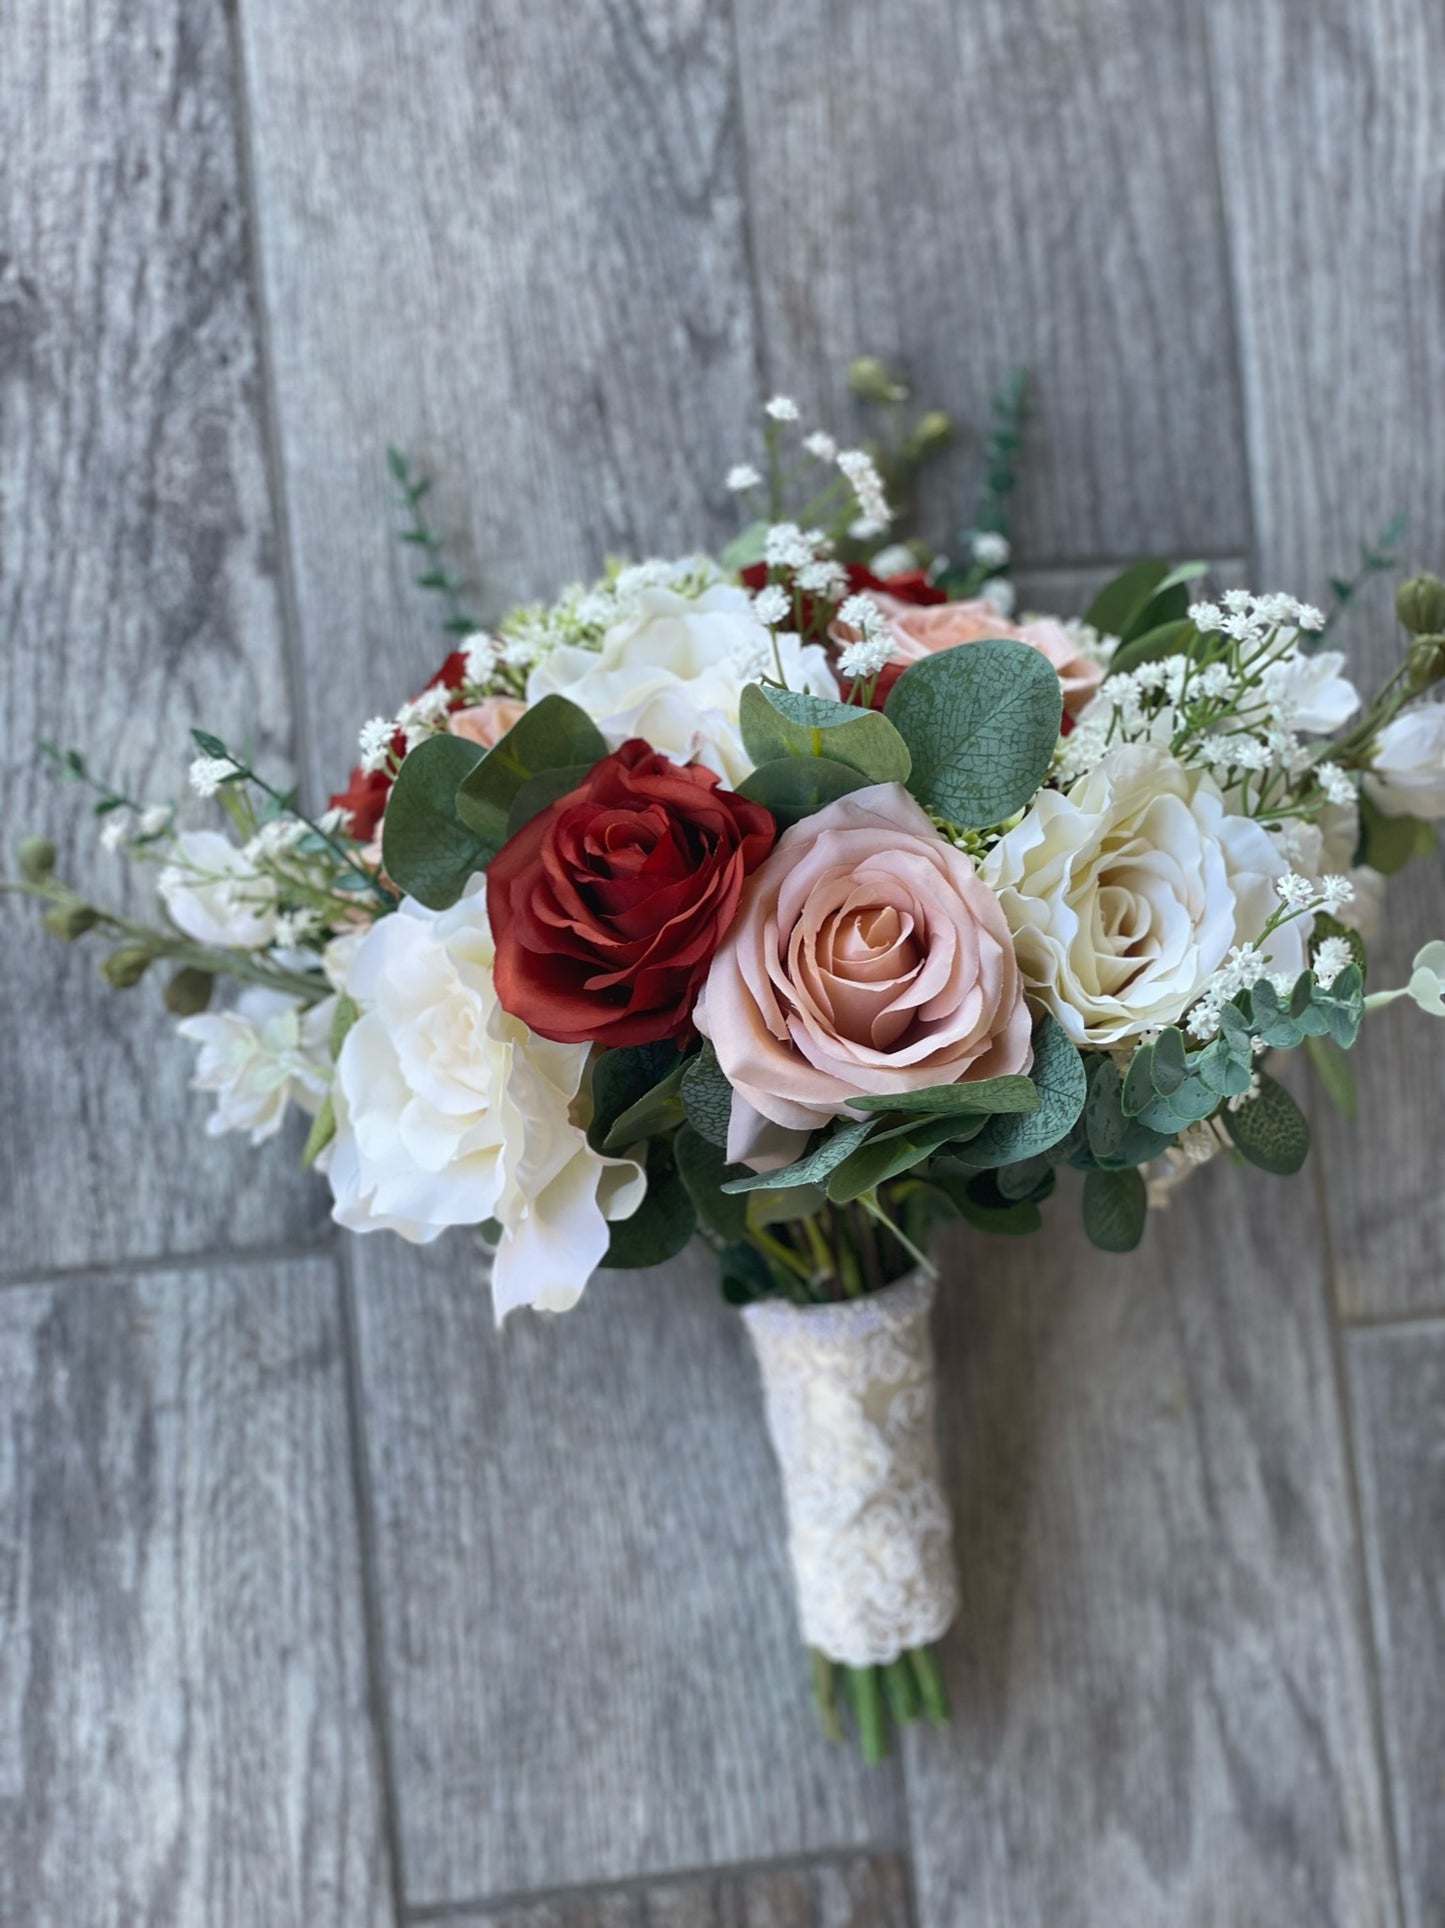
[981,744,1306,1046]
[526,582,838,786]
[694,783,1032,1169]
[158,829,278,950]
[324,882,644,1319]
[867,596,1104,716]
[1364,703,1445,819]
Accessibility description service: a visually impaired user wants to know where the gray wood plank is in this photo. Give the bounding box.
[457,1853,911,1927]
[1012,559,1249,627]
[0,1255,394,1927]
[904,1164,1395,1927]
[1347,1322,1445,1928]
[1206,0,1445,1317]
[349,1236,902,1909]
[730,0,1252,563]
[0,0,329,1272]
[235,0,763,786]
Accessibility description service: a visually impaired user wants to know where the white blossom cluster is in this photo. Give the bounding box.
[834,594,893,680]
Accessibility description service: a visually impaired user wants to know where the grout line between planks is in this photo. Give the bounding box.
[0,1233,338,1294]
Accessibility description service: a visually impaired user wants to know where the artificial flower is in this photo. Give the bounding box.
[1364,703,1445,818]
[695,782,1032,1168]
[487,740,775,1047]
[865,595,1105,717]
[158,829,278,951]
[177,988,331,1144]
[448,694,528,749]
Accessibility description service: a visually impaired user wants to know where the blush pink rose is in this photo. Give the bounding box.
[448,695,529,749]
[859,595,1104,717]
[694,782,1032,1169]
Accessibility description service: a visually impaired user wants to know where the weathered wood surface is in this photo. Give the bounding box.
[1206,0,1445,1318]
[235,0,763,787]
[0,1255,393,1927]
[348,1235,902,1908]
[459,1854,911,1928]
[1347,1326,1445,1928]
[730,0,1252,564]
[0,0,329,1274]
[904,1168,1396,1928]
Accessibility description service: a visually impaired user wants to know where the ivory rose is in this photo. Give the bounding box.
[324,881,645,1319]
[863,595,1106,716]
[526,582,838,786]
[981,743,1307,1046]
[694,783,1032,1169]
[448,694,528,749]
[1364,703,1445,819]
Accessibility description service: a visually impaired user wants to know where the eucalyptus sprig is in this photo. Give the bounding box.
[387,446,480,638]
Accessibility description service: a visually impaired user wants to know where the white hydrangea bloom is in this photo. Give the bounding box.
[177,988,331,1145]
[323,884,645,1320]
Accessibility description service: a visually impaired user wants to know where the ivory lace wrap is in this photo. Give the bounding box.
[742,1272,959,1668]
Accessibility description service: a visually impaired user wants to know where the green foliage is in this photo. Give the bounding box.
[1224,1073,1311,1175]
[329,993,360,1058]
[163,966,214,1017]
[736,755,870,828]
[885,639,1062,828]
[1357,793,1437,875]
[1084,1057,1176,1166]
[587,1043,684,1154]
[739,685,911,785]
[387,447,480,637]
[1085,559,1207,645]
[680,1043,733,1148]
[1311,914,1367,982]
[380,734,490,909]
[717,1239,779,1305]
[823,1113,986,1204]
[454,695,607,849]
[301,1092,337,1168]
[954,1015,1088,1168]
[1106,617,1200,679]
[601,1142,696,1268]
[721,1118,875,1194]
[1319,510,1406,643]
[1306,1033,1358,1121]
[846,1073,1038,1117]
[941,1167,1050,1236]
[674,1125,750,1241]
[1083,1166,1148,1252]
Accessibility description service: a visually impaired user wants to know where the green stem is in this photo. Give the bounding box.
[908,1645,951,1726]
[809,1650,843,1743]
[859,1188,937,1280]
[844,1665,888,1764]
[882,1655,921,1726]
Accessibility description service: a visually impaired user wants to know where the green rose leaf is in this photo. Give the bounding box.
[380,733,490,909]
[454,695,607,847]
[955,1014,1088,1168]
[884,639,1062,828]
[1086,558,1207,644]
[680,1042,734,1148]
[1223,1073,1311,1175]
[588,1043,684,1154]
[601,1142,696,1268]
[721,1117,875,1194]
[673,1124,750,1242]
[846,1073,1039,1117]
[735,755,871,829]
[739,684,912,784]
[1083,1166,1148,1252]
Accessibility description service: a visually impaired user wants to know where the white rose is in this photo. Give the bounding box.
[324,882,645,1320]
[525,582,839,786]
[1261,648,1360,733]
[981,744,1307,1045]
[158,829,278,950]
[177,988,330,1144]
[1364,703,1445,818]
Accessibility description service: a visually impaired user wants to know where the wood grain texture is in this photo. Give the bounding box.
[1206,0,1445,1316]
[1347,1323,1445,1928]
[457,1854,911,1927]
[0,0,329,1272]
[235,0,763,786]
[0,1256,393,1927]
[729,0,1251,563]
[349,1235,902,1909]
[903,1164,1395,1928]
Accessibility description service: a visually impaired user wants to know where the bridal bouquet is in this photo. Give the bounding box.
[14,373,1445,1761]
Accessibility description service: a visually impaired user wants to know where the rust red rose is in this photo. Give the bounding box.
[486,739,776,1047]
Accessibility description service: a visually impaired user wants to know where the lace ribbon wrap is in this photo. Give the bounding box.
[741,1271,959,1668]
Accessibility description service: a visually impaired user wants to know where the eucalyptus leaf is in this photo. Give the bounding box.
[380,733,490,909]
[739,684,911,784]
[1150,1026,1187,1096]
[601,1144,696,1268]
[735,755,870,829]
[674,1125,750,1241]
[885,640,1062,828]
[721,1117,875,1194]
[955,1014,1088,1167]
[680,1042,733,1148]
[824,1111,985,1204]
[846,1074,1039,1117]
[588,1043,683,1154]
[505,763,594,836]
[455,695,607,844]
[1223,1074,1311,1175]
[1083,1166,1148,1252]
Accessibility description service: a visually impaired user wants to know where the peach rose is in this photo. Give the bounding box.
[448,695,528,749]
[863,595,1104,716]
[694,783,1032,1169]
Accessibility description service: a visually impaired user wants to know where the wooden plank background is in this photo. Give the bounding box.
[2,1,1442,1923]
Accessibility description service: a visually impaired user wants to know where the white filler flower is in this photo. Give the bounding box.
[158,829,278,950]
[325,882,645,1319]
[982,743,1306,1045]
[526,582,838,787]
[178,989,331,1144]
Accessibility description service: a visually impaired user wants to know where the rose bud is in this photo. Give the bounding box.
[486,740,776,1048]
